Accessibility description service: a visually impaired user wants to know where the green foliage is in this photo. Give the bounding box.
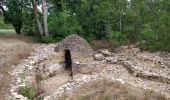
[0,16,13,29]
[0,0,32,34]
[139,23,170,52]
[18,73,36,100]
[106,31,126,43]
[46,0,170,52]
[106,31,126,48]
[124,26,137,43]
[103,96,110,100]
[74,0,119,40]
[1,0,170,52]
[18,86,36,100]
[21,11,37,35]
[128,96,137,100]
[48,10,83,42]
[138,24,158,51]
[40,35,57,43]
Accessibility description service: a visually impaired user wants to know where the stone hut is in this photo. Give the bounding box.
[55,34,94,75]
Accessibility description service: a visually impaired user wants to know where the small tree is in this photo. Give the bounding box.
[0,0,23,34]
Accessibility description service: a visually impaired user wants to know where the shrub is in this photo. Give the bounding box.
[0,16,13,29]
[106,31,126,42]
[124,26,137,42]
[18,73,36,100]
[106,31,126,48]
[138,24,159,52]
[21,12,37,35]
[18,86,36,100]
[40,35,58,43]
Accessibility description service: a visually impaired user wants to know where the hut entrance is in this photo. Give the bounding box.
[64,49,72,72]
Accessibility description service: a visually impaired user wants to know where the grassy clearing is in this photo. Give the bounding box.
[0,29,16,35]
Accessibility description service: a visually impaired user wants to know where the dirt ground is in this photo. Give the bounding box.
[0,36,33,99]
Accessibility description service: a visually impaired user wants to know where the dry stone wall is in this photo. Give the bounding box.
[9,35,170,100]
[55,35,95,74]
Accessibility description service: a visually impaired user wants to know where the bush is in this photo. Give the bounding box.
[106,31,126,42]
[106,31,126,48]
[21,12,37,35]
[40,35,57,43]
[138,24,159,52]
[124,26,137,42]
[19,86,36,100]
[0,16,13,29]
[138,24,170,52]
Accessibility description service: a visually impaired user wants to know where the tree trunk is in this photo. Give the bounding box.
[14,28,21,35]
[42,0,49,37]
[13,21,22,35]
[31,0,44,36]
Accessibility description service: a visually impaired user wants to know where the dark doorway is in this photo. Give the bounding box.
[64,49,72,72]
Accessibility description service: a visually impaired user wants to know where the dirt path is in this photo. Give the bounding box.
[0,36,33,100]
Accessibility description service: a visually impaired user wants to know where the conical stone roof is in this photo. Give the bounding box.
[55,34,94,63]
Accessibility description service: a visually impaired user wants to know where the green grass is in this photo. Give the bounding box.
[18,86,36,100]
[0,29,16,35]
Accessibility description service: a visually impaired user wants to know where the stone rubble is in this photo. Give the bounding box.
[9,43,170,100]
[99,49,112,56]
[94,53,104,61]
[9,44,57,100]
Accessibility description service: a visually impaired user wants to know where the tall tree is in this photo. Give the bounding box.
[42,0,49,36]
[0,0,23,34]
[31,0,44,36]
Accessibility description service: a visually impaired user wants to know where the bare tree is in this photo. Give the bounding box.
[42,0,49,36]
[31,0,44,36]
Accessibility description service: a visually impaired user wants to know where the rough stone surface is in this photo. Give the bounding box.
[100,49,112,56]
[54,35,95,75]
[94,53,105,60]
[55,34,94,63]
[9,40,170,100]
[9,44,57,100]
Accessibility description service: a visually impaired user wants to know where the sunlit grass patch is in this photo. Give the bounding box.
[0,29,16,35]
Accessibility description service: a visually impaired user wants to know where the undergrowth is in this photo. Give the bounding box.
[18,86,36,100]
